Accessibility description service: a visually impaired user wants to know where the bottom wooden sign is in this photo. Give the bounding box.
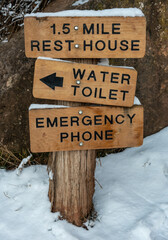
[29,105,143,153]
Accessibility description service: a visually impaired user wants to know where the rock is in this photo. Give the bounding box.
[0,0,167,153]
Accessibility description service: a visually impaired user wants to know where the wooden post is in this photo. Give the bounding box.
[47,59,98,226]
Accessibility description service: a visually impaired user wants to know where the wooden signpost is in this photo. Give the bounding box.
[24,8,146,227]
[24,15,146,58]
[33,58,137,106]
[29,105,143,152]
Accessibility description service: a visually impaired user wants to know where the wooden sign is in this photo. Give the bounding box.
[33,58,137,107]
[29,105,143,153]
[24,14,146,58]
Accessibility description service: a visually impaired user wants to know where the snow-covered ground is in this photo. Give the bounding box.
[0,127,168,240]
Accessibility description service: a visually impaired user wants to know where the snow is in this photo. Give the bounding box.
[98,58,110,66]
[16,154,32,176]
[72,0,90,6]
[29,104,69,110]
[49,171,53,180]
[134,96,141,105]
[98,58,134,69]
[29,98,140,111]
[38,57,135,70]
[25,8,144,18]
[1,39,8,43]
[1,127,168,239]
[38,57,71,63]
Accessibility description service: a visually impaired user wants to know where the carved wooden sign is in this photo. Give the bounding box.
[33,58,137,107]
[29,105,143,153]
[24,13,146,58]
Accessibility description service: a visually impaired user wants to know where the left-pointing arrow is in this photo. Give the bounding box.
[40,73,64,90]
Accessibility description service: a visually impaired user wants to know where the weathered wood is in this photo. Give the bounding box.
[24,16,146,58]
[48,149,96,226]
[33,58,137,107]
[47,59,97,226]
[29,105,143,152]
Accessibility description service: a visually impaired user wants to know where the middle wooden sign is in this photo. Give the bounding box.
[33,58,137,107]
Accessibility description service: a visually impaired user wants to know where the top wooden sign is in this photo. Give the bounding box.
[24,11,146,58]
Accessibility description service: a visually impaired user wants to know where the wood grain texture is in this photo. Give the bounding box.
[29,105,143,153]
[48,149,96,226]
[33,58,137,107]
[24,16,146,58]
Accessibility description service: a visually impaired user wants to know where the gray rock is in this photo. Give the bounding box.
[0,0,167,152]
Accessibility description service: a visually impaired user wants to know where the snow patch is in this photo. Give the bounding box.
[49,171,53,181]
[25,8,144,18]
[16,154,32,176]
[1,39,8,43]
[38,57,134,70]
[98,58,110,66]
[29,99,140,111]
[97,58,134,69]
[29,104,69,110]
[72,0,89,6]
[134,96,141,105]
[37,57,71,63]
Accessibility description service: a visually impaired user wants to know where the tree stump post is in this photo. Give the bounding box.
[48,59,98,226]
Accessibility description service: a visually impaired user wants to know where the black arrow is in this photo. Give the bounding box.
[40,73,63,90]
